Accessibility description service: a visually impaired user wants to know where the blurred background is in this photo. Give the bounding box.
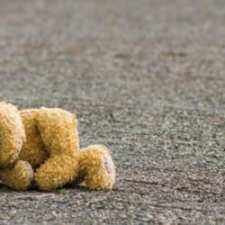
[0,0,225,224]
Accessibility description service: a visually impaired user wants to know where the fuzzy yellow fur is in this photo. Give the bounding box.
[78,145,116,190]
[0,160,33,190]
[0,102,26,168]
[0,102,116,191]
[20,109,48,168]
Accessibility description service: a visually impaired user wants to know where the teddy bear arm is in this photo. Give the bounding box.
[19,109,48,168]
[0,160,34,190]
[77,145,116,190]
[36,108,80,155]
[34,154,79,191]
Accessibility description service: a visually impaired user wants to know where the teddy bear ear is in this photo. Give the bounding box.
[0,102,26,168]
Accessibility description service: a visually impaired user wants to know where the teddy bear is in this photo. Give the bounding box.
[0,102,116,191]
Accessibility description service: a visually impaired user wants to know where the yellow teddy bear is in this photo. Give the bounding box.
[0,102,116,191]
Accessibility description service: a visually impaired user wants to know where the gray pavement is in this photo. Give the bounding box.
[0,0,225,224]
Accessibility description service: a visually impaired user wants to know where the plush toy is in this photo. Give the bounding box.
[0,102,116,191]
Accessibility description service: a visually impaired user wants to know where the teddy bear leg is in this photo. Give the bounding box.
[34,154,79,191]
[34,108,80,191]
[77,145,116,190]
[0,102,26,168]
[0,160,34,191]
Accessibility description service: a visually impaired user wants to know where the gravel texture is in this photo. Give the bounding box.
[0,0,225,224]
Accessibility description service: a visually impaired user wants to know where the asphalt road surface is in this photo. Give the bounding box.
[0,0,225,224]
